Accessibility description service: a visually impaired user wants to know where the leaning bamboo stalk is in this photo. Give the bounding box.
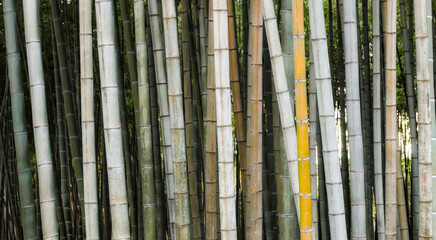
[372,0,386,238]
[22,0,59,238]
[95,0,131,238]
[79,0,99,237]
[293,0,312,237]
[3,0,38,239]
[147,0,176,237]
[383,1,398,238]
[212,1,237,238]
[134,1,157,239]
[161,1,193,239]
[180,0,202,238]
[263,0,302,228]
[308,0,348,238]
[279,0,300,219]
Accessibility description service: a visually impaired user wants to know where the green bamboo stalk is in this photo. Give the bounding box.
[3,0,38,238]
[49,0,85,228]
[95,0,131,238]
[148,1,176,236]
[372,0,386,238]
[22,0,59,237]
[180,1,203,238]
[133,2,157,238]
[79,0,99,237]
[161,1,193,239]
[145,15,167,239]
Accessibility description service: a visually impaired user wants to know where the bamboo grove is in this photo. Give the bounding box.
[0,0,435,239]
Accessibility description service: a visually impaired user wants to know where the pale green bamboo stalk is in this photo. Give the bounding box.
[148,0,176,237]
[341,0,367,238]
[161,1,193,239]
[22,0,59,238]
[3,0,38,239]
[212,1,237,238]
[133,2,157,238]
[79,0,99,237]
[308,0,348,238]
[372,0,385,238]
[145,15,167,239]
[95,0,131,238]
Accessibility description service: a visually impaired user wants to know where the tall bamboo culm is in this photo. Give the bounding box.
[415,0,433,238]
[308,0,347,238]
[3,0,38,239]
[383,1,398,239]
[95,0,131,238]
[148,0,176,237]
[372,0,385,238]
[262,0,301,232]
[342,0,367,238]
[280,0,301,219]
[161,1,193,239]
[293,0,312,237]
[79,0,99,237]
[212,1,237,239]
[134,1,157,239]
[22,0,59,238]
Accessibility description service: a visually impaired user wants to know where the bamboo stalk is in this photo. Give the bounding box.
[372,0,386,238]
[293,0,312,237]
[396,138,410,240]
[79,0,99,237]
[383,1,398,238]
[308,0,348,238]
[161,1,193,239]
[22,0,59,237]
[180,0,202,238]
[212,1,237,238]
[95,0,131,238]
[148,0,176,237]
[133,1,157,239]
[3,0,38,238]
[262,0,301,228]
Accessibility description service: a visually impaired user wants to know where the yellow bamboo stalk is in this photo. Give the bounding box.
[293,0,312,238]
